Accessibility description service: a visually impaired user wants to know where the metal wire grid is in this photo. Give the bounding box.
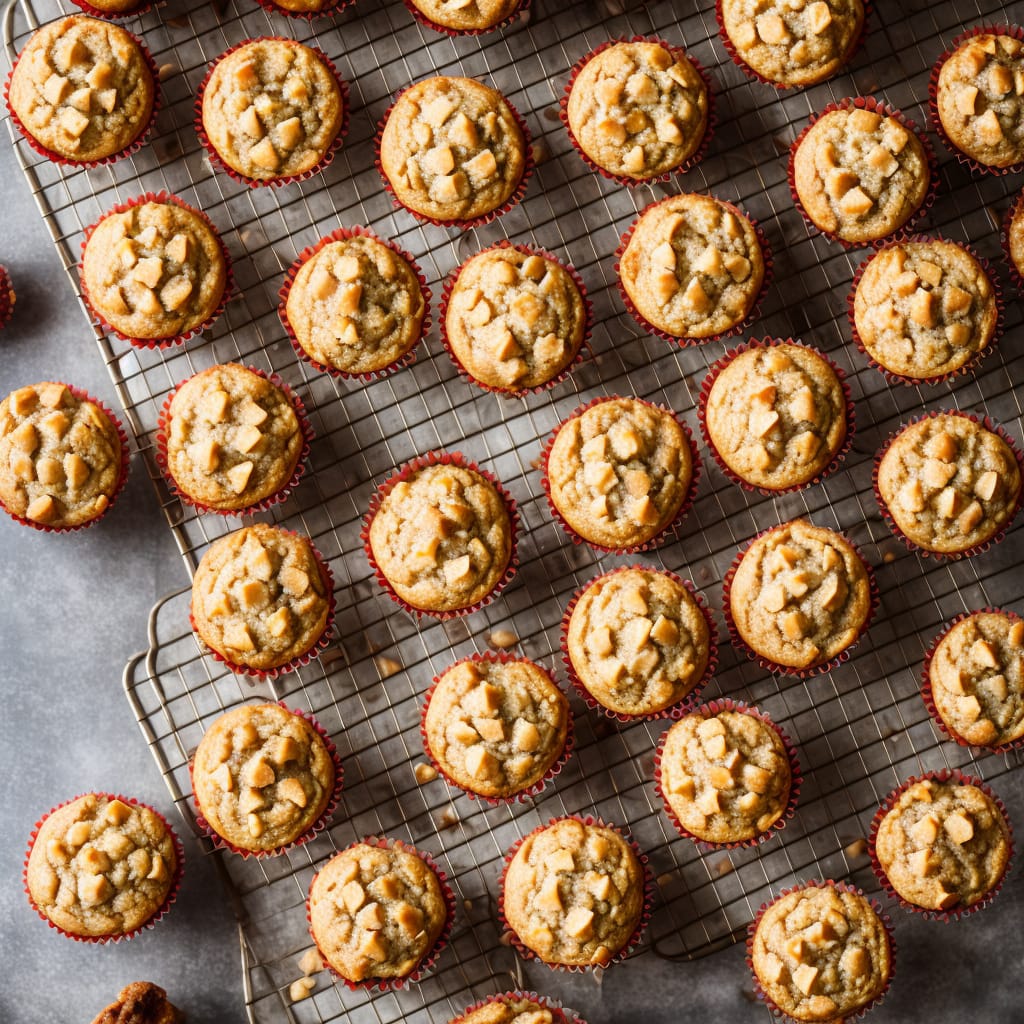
[7,0,1024,1019]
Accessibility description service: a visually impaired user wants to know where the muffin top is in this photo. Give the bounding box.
[0,382,122,528]
[853,239,997,380]
[751,885,890,1022]
[546,397,693,550]
[876,414,1022,554]
[566,40,709,180]
[379,76,526,223]
[191,523,331,671]
[704,343,847,490]
[26,794,177,938]
[82,198,228,342]
[192,703,335,852]
[89,982,183,1024]
[936,33,1024,169]
[423,656,569,799]
[660,708,792,844]
[502,818,644,966]
[792,104,930,243]
[619,193,764,339]
[407,0,521,31]
[566,567,710,716]
[165,364,303,510]
[445,247,586,392]
[450,996,561,1024]
[308,842,447,982]
[729,518,873,670]
[720,0,865,87]
[874,778,1011,910]
[8,15,154,162]
[201,38,343,181]
[928,611,1024,748]
[285,233,426,376]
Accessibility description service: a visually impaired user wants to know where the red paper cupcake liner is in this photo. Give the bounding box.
[1000,188,1024,292]
[188,701,343,859]
[614,197,773,346]
[653,698,802,850]
[846,235,1005,386]
[0,383,130,534]
[746,879,895,1023]
[155,365,313,516]
[78,191,234,350]
[539,395,701,554]
[920,608,1024,755]
[697,337,855,494]
[361,450,520,620]
[928,25,1024,178]
[195,39,350,189]
[5,26,160,169]
[788,96,940,250]
[868,770,1014,922]
[715,0,872,90]
[559,564,718,723]
[451,990,586,1024]
[68,0,153,19]
[438,241,591,397]
[189,529,336,680]
[0,264,15,329]
[278,226,431,382]
[23,792,184,943]
[722,520,879,678]
[374,84,534,230]
[872,409,1024,561]
[498,814,653,972]
[559,36,716,187]
[420,651,574,804]
[402,0,530,36]
[307,835,456,990]
[252,0,355,21]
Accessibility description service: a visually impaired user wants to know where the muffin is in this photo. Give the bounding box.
[0,265,14,329]
[875,413,1022,555]
[200,38,344,184]
[308,840,449,984]
[163,364,305,512]
[89,983,183,1024]
[791,102,931,244]
[750,883,891,1022]
[444,246,587,392]
[925,610,1024,748]
[378,76,527,225]
[501,818,645,967]
[283,230,427,377]
[190,523,332,673]
[728,518,874,672]
[366,457,514,615]
[192,703,336,853]
[449,993,576,1024]
[564,567,712,717]
[852,239,998,381]
[873,777,1011,912]
[719,0,865,87]
[701,341,849,491]
[544,397,694,551]
[80,196,228,345]
[25,794,178,940]
[565,39,709,181]
[423,655,569,800]
[1006,190,1024,284]
[405,0,522,32]
[7,15,155,163]
[618,193,765,341]
[658,705,794,845]
[0,382,124,529]
[75,0,146,15]
[934,31,1024,170]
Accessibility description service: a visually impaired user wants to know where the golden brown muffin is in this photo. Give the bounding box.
[448,994,564,1024]
[502,818,644,967]
[566,40,709,180]
[407,0,521,31]
[379,76,526,223]
[1007,191,1024,282]
[308,841,448,983]
[8,16,154,162]
[89,982,184,1024]
[0,382,123,529]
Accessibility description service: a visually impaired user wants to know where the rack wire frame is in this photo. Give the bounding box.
[6,0,1024,1020]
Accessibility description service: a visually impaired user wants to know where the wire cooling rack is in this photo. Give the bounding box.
[7,0,1024,1020]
